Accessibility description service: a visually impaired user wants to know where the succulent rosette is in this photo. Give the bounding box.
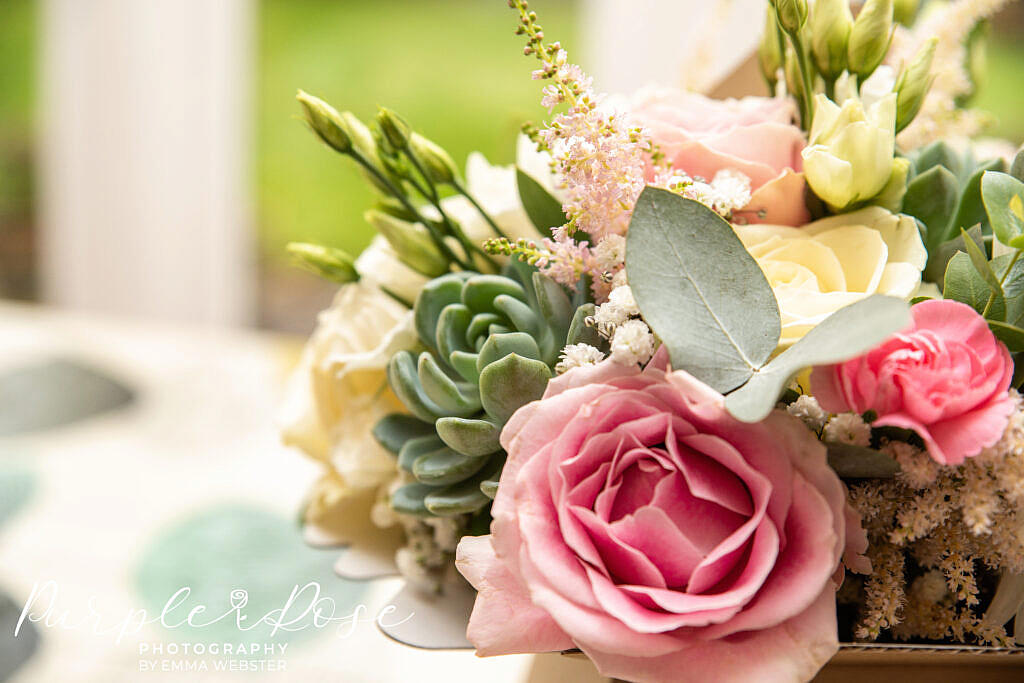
[377,261,583,518]
[457,357,867,683]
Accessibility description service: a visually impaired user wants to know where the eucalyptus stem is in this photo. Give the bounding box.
[982,249,1022,319]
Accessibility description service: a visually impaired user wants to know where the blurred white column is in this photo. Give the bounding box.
[38,0,255,325]
[582,0,765,95]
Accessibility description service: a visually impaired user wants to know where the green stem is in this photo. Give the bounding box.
[787,31,816,130]
[452,180,510,240]
[982,249,1021,319]
[349,151,474,270]
[402,151,500,272]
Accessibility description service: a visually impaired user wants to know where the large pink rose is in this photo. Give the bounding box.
[456,357,866,683]
[629,86,809,226]
[811,299,1014,466]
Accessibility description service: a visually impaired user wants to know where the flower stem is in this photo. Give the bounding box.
[452,180,510,240]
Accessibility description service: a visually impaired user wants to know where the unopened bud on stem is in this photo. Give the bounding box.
[377,107,412,150]
[775,0,808,35]
[410,133,460,185]
[296,90,352,153]
[364,210,450,277]
[848,0,894,80]
[895,37,936,133]
[287,243,359,283]
[811,0,852,81]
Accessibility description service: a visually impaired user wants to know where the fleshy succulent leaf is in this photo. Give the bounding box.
[416,353,481,417]
[435,416,502,456]
[412,446,491,486]
[372,413,436,454]
[479,353,551,423]
[477,332,542,371]
[388,351,446,422]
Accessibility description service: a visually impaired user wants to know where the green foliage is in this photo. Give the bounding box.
[626,186,910,423]
[516,168,566,234]
[982,171,1024,249]
[826,443,900,478]
[908,141,1009,284]
[378,260,575,517]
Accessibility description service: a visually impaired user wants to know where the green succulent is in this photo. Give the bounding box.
[373,261,591,518]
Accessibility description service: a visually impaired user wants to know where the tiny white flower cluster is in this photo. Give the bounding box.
[786,394,827,432]
[555,282,657,373]
[610,319,656,366]
[823,412,872,447]
[555,343,606,374]
[665,168,752,219]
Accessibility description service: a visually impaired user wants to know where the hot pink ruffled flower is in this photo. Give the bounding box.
[812,299,1014,466]
[629,87,809,226]
[456,357,866,683]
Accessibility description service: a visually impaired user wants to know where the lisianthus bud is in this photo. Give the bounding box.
[893,0,919,25]
[410,133,460,185]
[376,107,412,150]
[810,0,852,81]
[775,0,808,35]
[895,37,937,133]
[801,92,897,209]
[364,209,450,277]
[847,0,894,80]
[758,6,783,88]
[287,242,359,283]
[296,90,352,153]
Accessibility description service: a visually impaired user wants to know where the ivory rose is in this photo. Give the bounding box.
[811,299,1014,466]
[456,357,867,683]
[629,86,809,225]
[280,279,418,499]
[734,206,927,347]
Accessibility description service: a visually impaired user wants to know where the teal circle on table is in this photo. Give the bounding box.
[135,504,367,643]
[0,466,36,528]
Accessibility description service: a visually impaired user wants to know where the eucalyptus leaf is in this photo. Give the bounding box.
[925,224,982,286]
[960,227,1000,292]
[905,165,958,255]
[989,320,1024,352]
[627,187,780,393]
[724,296,911,423]
[982,571,1024,628]
[516,168,566,235]
[826,443,900,478]
[981,171,1024,249]
[943,251,1005,319]
[1012,148,1024,183]
[995,252,1024,327]
[952,158,1005,237]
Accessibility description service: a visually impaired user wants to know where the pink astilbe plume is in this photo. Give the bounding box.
[510,0,654,299]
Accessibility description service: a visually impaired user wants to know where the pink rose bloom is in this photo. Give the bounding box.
[629,86,809,226]
[812,299,1014,466]
[456,357,866,683]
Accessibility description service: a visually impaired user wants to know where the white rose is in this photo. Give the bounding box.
[280,280,418,489]
[734,206,927,347]
[440,134,562,244]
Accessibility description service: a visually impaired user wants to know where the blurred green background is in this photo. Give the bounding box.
[0,0,1022,326]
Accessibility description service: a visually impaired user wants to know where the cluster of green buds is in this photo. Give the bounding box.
[293,91,509,291]
[373,260,588,518]
[759,0,932,135]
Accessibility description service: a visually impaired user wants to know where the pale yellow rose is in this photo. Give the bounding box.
[802,92,897,210]
[280,280,418,489]
[734,206,927,347]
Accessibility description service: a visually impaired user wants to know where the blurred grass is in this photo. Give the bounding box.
[258,0,579,261]
[972,37,1024,144]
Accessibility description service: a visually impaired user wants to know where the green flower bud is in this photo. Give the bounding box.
[410,133,460,185]
[364,209,450,277]
[758,6,783,89]
[848,0,893,80]
[376,107,412,150]
[810,0,852,81]
[295,90,352,153]
[775,0,808,35]
[893,0,919,25]
[286,242,359,283]
[894,37,937,134]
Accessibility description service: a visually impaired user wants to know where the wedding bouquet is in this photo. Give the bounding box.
[280,0,1024,680]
